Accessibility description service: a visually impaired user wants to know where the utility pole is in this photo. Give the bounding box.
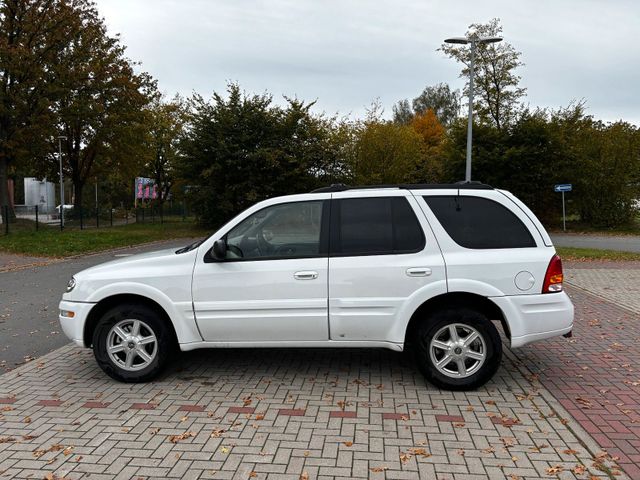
[58,136,67,229]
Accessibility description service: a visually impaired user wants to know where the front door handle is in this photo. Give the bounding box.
[294,270,318,280]
[406,267,432,277]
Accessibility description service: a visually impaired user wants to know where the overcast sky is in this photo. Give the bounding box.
[95,0,639,125]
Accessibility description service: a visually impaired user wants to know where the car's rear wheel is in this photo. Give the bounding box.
[92,303,174,382]
[414,308,502,391]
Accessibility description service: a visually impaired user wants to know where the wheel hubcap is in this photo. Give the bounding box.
[106,319,158,372]
[429,323,486,379]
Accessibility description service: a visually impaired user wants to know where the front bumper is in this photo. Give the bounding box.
[58,300,96,347]
[490,291,574,348]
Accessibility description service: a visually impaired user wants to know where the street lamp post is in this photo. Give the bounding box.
[444,35,502,182]
[58,135,67,230]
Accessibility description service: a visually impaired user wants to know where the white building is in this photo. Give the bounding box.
[24,177,56,214]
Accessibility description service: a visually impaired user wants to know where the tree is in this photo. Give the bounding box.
[412,83,460,126]
[392,99,413,125]
[48,4,156,214]
[179,83,346,227]
[350,104,424,185]
[410,109,446,182]
[143,95,186,208]
[0,0,83,221]
[440,18,526,130]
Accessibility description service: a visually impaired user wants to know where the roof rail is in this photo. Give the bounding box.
[311,181,493,193]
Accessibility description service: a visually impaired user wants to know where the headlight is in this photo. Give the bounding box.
[66,277,76,292]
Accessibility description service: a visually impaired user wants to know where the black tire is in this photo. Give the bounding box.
[413,308,502,391]
[92,303,175,383]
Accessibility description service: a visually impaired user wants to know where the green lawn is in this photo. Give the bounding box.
[0,220,209,257]
[556,246,640,262]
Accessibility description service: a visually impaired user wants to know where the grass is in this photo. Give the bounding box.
[0,220,209,257]
[556,246,640,262]
[547,215,640,236]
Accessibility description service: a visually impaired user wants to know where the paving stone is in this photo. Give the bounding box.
[0,265,634,479]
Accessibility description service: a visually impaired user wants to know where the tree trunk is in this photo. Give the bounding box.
[0,158,16,223]
[73,179,84,218]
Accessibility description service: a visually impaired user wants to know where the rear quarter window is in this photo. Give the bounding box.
[423,195,536,249]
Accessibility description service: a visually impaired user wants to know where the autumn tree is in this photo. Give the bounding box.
[440,18,525,130]
[0,0,84,221]
[48,4,155,213]
[410,109,445,182]
[350,103,423,185]
[142,95,186,207]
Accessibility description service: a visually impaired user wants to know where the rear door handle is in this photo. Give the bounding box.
[294,270,318,280]
[406,267,432,277]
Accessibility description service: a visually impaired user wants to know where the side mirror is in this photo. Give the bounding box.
[212,239,227,260]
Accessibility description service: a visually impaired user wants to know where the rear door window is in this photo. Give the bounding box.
[423,196,536,249]
[331,197,425,256]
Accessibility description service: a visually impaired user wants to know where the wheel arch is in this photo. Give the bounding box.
[404,292,509,347]
[83,294,179,348]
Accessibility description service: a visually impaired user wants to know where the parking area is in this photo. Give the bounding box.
[0,259,637,479]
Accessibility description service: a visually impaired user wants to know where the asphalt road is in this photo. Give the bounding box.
[0,238,199,370]
[551,233,640,253]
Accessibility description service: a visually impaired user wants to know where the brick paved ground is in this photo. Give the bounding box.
[515,261,640,479]
[0,343,622,479]
[564,261,640,313]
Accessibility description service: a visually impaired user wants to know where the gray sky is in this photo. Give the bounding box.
[96,0,639,125]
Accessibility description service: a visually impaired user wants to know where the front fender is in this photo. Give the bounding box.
[86,282,202,344]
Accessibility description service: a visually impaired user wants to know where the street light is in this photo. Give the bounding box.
[58,135,67,229]
[445,35,502,182]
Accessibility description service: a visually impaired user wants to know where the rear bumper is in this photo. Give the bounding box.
[58,300,95,348]
[490,291,574,348]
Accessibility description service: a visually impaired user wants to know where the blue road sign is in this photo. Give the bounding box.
[554,184,572,192]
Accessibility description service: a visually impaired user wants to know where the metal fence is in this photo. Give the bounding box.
[1,202,192,235]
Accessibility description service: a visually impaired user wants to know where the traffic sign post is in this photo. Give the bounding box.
[554,184,572,231]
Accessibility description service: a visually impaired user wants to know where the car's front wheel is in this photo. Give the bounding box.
[414,308,502,391]
[92,303,174,382]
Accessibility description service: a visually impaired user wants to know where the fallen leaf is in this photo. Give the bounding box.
[563,448,578,455]
[24,416,31,424]
[343,441,353,447]
[370,466,389,473]
[210,428,225,438]
[299,473,309,480]
[168,431,195,443]
[546,465,564,474]
[572,464,586,475]
[409,448,431,457]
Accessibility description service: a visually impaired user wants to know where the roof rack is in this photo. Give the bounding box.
[311,181,493,193]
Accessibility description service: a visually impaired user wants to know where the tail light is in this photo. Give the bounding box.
[542,254,564,293]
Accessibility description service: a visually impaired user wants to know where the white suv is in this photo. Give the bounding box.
[59,183,573,390]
